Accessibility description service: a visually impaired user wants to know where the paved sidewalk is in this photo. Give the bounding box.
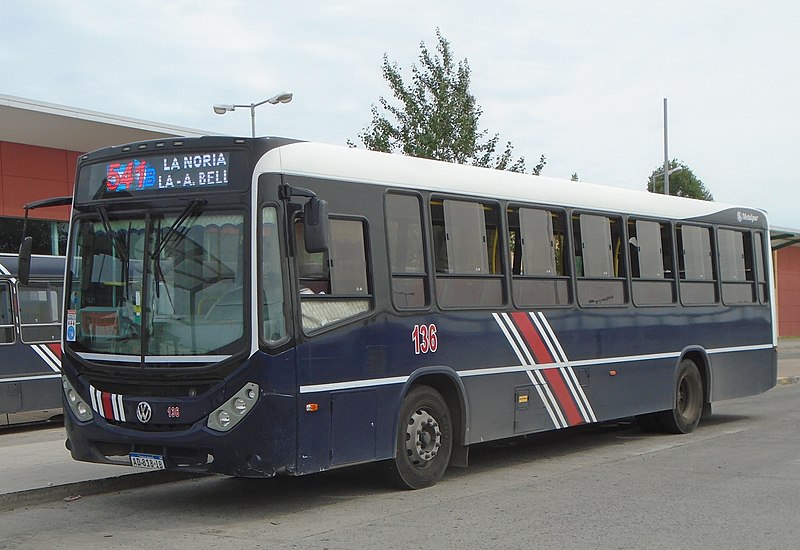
[1,341,798,510]
[0,424,192,510]
[777,338,800,382]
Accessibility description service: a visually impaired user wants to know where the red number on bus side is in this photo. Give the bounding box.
[412,324,438,354]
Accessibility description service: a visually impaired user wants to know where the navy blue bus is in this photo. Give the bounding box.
[54,137,776,488]
[0,253,64,426]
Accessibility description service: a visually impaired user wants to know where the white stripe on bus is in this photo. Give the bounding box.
[38,344,61,365]
[77,352,231,363]
[89,385,99,413]
[297,343,773,394]
[31,344,60,372]
[117,394,126,422]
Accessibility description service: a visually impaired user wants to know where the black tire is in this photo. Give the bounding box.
[656,359,704,434]
[635,412,662,433]
[385,386,452,490]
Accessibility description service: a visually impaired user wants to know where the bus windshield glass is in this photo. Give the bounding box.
[67,208,246,360]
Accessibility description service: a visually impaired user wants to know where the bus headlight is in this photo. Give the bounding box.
[207,382,259,432]
[62,376,93,422]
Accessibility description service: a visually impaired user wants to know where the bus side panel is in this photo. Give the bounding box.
[461,373,546,441]
[709,348,777,401]
[295,321,403,473]
[17,377,62,412]
[0,341,61,419]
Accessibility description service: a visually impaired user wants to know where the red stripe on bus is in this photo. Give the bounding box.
[510,312,554,364]
[46,343,62,358]
[102,392,113,419]
[541,368,584,426]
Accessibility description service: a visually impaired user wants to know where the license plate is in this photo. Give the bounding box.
[129,452,165,470]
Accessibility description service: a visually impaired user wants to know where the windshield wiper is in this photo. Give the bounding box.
[151,199,207,260]
[95,206,134,302]
[150,199,205,307]
[97,206,128,264]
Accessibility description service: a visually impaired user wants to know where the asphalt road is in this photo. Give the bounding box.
[1,383,798,550]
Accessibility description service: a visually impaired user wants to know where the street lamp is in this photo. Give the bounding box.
[213,91,293,137]
[650,166,683,194]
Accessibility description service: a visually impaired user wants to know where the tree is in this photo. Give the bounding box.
[647,160,713,201]
[354,29,543,174]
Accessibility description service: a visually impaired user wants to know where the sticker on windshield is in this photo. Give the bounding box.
[66,310,76,342]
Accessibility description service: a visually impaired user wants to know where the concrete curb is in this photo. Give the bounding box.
[0,470,202,512]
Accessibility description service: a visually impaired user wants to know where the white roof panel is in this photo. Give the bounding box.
[258,141,763,223]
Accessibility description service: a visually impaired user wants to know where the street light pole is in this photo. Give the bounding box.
[213,92,293,137]
[663,97,669,196]
[650,167,682,193]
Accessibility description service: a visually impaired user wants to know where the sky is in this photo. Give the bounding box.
[2,0,799,228]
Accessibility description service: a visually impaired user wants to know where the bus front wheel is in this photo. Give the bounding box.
[385,386,453,490]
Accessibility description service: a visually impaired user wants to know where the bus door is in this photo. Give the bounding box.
[292,210,376,472]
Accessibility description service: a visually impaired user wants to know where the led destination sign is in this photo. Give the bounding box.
[104,152,229,193]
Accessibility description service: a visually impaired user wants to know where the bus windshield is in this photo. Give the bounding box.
[67,207,246,360]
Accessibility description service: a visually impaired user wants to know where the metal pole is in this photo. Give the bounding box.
[250,104,256,138]
[663,97,669,195]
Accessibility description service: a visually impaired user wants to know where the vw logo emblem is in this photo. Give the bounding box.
[136,401,152,424]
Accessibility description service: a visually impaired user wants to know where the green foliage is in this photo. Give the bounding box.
[355,29,543,174]
[570,173,580,182]
[647,160,713,201]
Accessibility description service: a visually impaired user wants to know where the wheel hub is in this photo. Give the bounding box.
[405,408,441,466]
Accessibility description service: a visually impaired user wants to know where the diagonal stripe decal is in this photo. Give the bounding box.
[89,385,126,422]
[32,344,60,373]
[494,311,597,427]
[531,313,597,423]
[541,368,584,426]
[510,312,554,364]
[493,313,565,428]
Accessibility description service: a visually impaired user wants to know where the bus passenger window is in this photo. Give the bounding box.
[628,219,676,305]
[17,281,63,343]
[677,224,718,305]
[0,282,13,344]
[430,198,504,308]
[718,228,756,304]
[508,207,571,307]
[573,213,627,306]
[386,193,428,309]
[297,218,371,332]
[754,232,769,303]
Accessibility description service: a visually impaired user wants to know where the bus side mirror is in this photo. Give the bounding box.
[303,197,330,253]
[18,236,33,285]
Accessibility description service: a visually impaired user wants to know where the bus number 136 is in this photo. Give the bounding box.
[412,324,438,355]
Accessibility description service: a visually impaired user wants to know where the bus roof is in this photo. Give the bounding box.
[258,141,767,226]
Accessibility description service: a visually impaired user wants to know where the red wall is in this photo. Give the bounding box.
[777,246,800,337]
[0,141,81,220]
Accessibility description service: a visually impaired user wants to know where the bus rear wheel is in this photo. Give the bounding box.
[658,359,704,434]
[385,386,452,490]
